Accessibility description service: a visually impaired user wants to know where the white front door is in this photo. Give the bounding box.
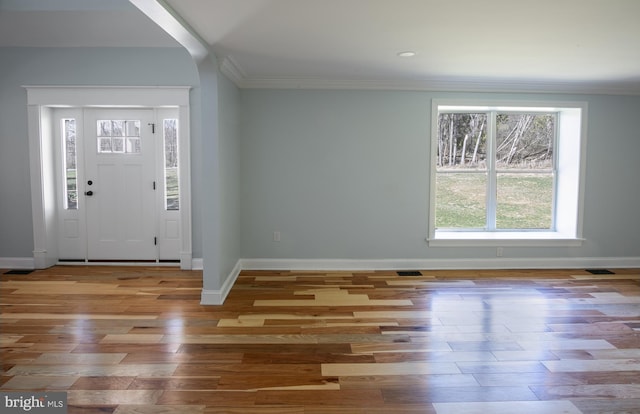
[83,109,157,260]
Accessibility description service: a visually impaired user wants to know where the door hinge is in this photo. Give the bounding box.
[154,237,157,246]
[148,123,156,134]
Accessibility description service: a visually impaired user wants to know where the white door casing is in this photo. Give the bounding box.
[27,86,192,269]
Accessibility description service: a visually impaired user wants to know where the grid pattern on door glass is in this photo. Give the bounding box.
[97,120,141,154]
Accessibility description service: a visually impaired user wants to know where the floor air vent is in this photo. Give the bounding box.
[585,269,615,275]
[397,271,422,276]
[4,269,34,275]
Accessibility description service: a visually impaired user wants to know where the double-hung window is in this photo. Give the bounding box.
[428,100,587,246]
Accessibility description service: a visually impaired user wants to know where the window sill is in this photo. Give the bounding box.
[428,231,584,247]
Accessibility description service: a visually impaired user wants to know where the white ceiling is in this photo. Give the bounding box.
[2,0,640,93]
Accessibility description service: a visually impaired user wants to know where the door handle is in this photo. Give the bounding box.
[85,190,94,196]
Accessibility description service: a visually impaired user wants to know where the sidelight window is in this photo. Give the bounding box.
[62,118,78,210]
[163,119,179,210]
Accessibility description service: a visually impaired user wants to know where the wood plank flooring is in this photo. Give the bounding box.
[1,266,640,413]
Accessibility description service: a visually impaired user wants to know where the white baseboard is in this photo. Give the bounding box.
[200,259,242,305]
[191,258,203,270]
[180,251,193,270]
[0,257,35,270]
[197,256,639,305]
[240,257,640,271]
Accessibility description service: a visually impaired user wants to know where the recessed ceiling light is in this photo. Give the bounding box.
[397,51,416,58]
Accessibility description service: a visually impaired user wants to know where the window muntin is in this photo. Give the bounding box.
[97,119,141,154]
[163,118,179,210]
[435,109,556,231]
[62,118,78,210]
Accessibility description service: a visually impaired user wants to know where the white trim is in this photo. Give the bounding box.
[177,105,192,270]
[219,57,246,86]
[191,257,203,270]
[178,252,193,270]
[428,234,585,247]
[240,258,640,271]
[129,0,210,62]
[200,260,242,305]
[227,76,640,96]
[0,257,35,270]
[28,105,58,269]
[24,85,191,107]
[56,261,180,267]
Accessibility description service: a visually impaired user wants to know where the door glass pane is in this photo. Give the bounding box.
[62,119,78,210]
[435,173,486,229]
[97,119,141,154]
[99,137,112,153]
[112,120,125,137]
[163,119,179,210]
[127,138,141,154]
[497,172,553,229]
[98,120,111,137]
[125,120,140,136]
[112,137,124,153]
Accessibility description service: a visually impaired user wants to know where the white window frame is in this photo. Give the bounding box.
[428,99,588,247]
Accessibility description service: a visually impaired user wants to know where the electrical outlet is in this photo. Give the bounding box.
[497,247,503,257]
[273,231,281,242]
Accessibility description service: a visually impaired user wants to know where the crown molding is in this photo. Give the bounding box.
[241,77,640,95]
[219,56,246,86]
[217,60,640,95]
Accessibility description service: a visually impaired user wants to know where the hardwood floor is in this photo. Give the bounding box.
[1,266,640,413]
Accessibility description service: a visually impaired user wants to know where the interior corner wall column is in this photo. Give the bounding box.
[128,0,224,292]
[198,56,224,292]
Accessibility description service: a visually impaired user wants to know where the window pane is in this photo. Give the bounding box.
[496,173,553,229]
[165,168,179,210]
[496,113,555,169]
[163,119,179,210]
[437,113,487,171]
[435,173,486,228]
[63,119,78,210]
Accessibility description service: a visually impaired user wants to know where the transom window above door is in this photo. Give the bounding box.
[97,119,141,154]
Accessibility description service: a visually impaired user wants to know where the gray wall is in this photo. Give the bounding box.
[0,47,201,258]
[240,89,640,261]
[2,46,639,267]
[218,73,242,277]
